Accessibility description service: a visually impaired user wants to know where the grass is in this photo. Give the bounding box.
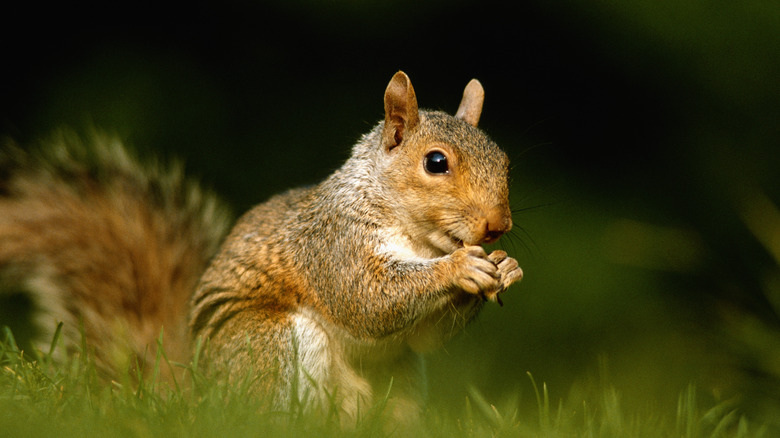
[0,326,771,438]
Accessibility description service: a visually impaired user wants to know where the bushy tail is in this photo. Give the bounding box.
[0,130,232,379]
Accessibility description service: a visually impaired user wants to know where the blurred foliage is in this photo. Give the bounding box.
[2,0,780,432]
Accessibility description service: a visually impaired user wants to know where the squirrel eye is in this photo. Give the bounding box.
[424,151,449,174]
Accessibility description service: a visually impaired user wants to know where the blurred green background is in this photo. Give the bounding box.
[3,0,780,429]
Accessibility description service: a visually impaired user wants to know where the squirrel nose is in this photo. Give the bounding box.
[482,207,512,244]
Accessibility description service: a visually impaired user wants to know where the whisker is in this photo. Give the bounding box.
[518,116,555,138]
[511,225,542,259]
[498,232,518,254]
[512,141,555,162]
[512,202,556,215]
[505,230,528,256]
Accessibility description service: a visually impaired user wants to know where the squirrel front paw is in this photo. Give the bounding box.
[449,245,501,295]
[448,246,523,306]
[484,250,523,306]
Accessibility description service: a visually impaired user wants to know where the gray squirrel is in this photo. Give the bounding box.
[0,71,522,425]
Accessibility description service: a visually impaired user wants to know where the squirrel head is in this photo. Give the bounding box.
[375,71,513,257]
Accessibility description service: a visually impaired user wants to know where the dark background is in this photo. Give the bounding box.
[3,0,780,425]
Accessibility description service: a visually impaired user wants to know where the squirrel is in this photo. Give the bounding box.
[0,71,523,425]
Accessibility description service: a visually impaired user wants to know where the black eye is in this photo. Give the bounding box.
[424,151,449,174]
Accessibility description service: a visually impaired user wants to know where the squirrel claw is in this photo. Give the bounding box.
[483,289,505,307]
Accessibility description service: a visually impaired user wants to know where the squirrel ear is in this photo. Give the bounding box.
[383,71,420,151]
[455,79,484,127]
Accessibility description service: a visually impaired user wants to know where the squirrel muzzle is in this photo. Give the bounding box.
[479,207,513,244]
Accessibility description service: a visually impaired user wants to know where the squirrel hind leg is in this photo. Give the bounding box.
[289,311,374,420]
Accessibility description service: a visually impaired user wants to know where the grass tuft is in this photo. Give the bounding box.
[0,326,774,438]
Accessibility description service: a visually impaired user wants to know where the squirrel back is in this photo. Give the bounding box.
[0,132,231,377]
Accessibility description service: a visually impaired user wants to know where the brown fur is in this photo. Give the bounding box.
[0,131,231,379]
[0,72,522,427]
